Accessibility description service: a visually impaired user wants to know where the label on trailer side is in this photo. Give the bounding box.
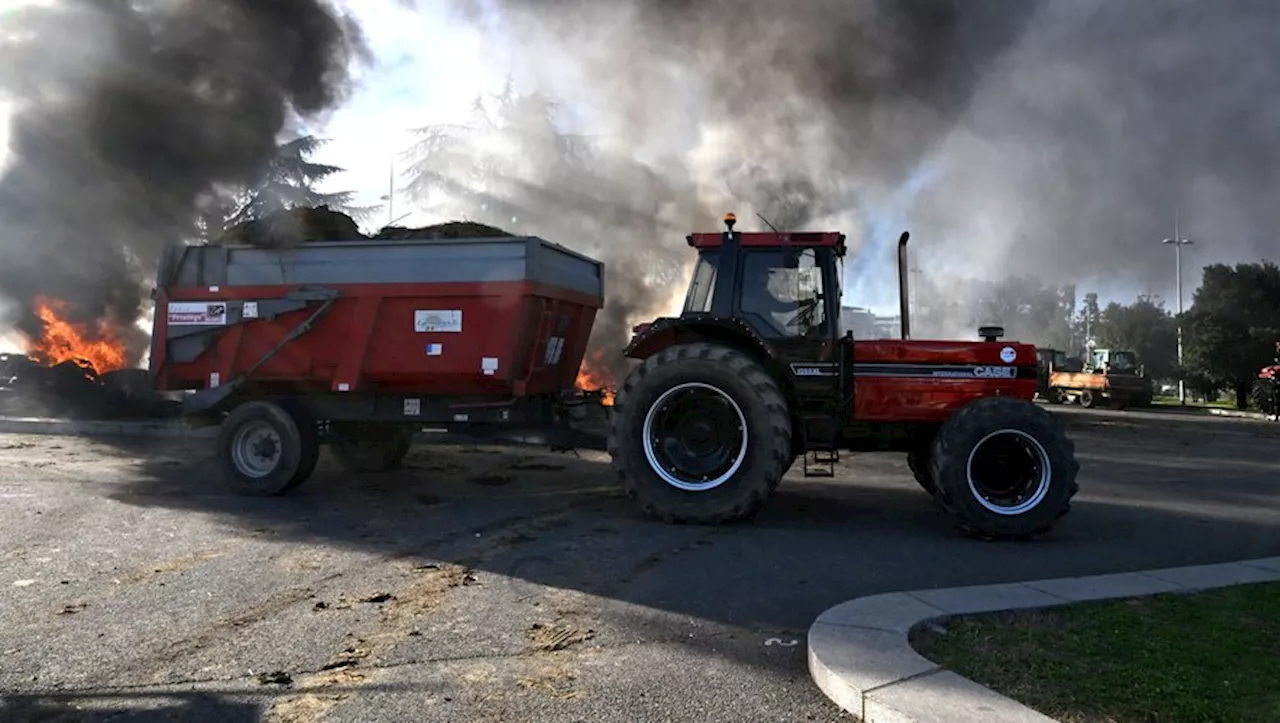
[169,301,227,326]
[414,310,462,333]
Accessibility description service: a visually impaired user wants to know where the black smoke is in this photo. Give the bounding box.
[438,0,1280,351]
[0,0,366,363]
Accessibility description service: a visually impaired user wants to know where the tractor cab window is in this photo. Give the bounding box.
[740,249,826,338]
[682,253,718,313]
[1106,351,1137,372]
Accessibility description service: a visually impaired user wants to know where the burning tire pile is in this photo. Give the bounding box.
[0,354,179,420]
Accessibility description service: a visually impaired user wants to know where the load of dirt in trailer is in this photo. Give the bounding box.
[211,206,514,247]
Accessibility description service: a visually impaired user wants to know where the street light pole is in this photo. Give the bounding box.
[1163,216,1195,405]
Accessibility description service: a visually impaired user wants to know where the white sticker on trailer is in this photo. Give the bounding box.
[169,301,227,326]
[414,310,462,333]
[544,336,565,365]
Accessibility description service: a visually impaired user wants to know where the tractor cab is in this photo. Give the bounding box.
[1088,348,1141,376]
[680,213,846,353]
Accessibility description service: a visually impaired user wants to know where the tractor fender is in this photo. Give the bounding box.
[625,316,776,367]
[624,317,799,443]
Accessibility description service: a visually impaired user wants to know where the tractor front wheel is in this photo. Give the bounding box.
[608,342,792,524]
[928,396,1079,540]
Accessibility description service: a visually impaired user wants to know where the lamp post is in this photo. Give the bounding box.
[1162,232,1194,405]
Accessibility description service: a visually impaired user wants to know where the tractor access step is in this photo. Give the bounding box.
[803,448,839,477]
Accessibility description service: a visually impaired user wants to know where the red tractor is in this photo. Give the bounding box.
[607,214,1080,539]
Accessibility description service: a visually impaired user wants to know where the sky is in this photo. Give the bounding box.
[295,1,1190,317]
[0,0,1236,359]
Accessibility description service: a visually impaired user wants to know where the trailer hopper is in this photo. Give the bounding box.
[148,235,607,493]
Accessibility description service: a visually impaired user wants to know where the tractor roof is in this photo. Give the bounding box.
[686,213,847,254]
[685,231,846,251]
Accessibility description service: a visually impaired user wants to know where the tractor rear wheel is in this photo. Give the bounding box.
[608,342,792,524]
[928,396,1079,540]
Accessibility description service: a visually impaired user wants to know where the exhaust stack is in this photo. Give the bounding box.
[897,231,911,340]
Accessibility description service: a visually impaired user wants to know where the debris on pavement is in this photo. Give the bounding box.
[257,670,294,686]
[527,622,596,652]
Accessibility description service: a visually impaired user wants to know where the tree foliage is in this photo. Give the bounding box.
[1093,295,1179,379]
[1182,261,1280,408]
[197,135,374,239]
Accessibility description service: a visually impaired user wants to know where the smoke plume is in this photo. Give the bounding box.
[431,0,1280,355]
[0,0,366,364]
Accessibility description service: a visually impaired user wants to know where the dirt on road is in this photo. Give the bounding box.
[1,407,1278,722]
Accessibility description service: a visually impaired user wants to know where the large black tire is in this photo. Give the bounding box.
[928,396,1079,540]
[608,342,792,524]
[1078,390,1097,408]
[1046,387,1065,405]
[330,423,414,473]
[906,446,940,499]
[219,400,320,496]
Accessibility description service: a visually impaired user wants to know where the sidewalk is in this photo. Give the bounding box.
[807,558,1280,722]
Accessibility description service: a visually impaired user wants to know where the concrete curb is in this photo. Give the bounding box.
[1206,407,1276,421]
[808,557,1280,722]
[0,416,217,440]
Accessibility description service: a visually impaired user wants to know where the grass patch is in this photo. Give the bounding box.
[910,582,1280,723]
[1151,395,1237,409]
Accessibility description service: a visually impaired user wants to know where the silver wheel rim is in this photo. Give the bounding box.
[964,428,1052,516]
[231,421,283,479]
[641,382,749,492]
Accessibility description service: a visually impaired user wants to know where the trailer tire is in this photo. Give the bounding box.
[219,400,320,497]
[608,342,791,524]
[928,396,1079,540]
[330,424,414,473]
[1078,390,1097,408]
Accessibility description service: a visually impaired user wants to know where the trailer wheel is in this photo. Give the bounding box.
[1047,387,1065,405]
[219,400,320,496]
[1078,390,1097,408]
[330,423,414,473]
[608,342,791,524]
[928,396,1079,540]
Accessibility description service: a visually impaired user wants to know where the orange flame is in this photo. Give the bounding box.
[576,349,616,406]
[26,296,127,374]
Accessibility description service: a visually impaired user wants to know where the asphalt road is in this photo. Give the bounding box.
[2,405,1278,722]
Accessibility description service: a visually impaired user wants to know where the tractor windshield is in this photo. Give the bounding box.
[1108,351,1137,371]
[682,252,718,313]
[740,249,826,338]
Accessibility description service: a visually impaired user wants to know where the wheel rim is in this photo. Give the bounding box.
[964,429,1051,516]
[231,421,283,479]
[641,382,748,492]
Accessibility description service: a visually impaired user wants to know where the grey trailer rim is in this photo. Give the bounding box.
[642,382,748,492]
[231,421,283,478]
[965,428,1052,515]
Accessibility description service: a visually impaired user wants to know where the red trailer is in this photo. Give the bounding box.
[149,235,608,488]
[150,215,1081,540]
